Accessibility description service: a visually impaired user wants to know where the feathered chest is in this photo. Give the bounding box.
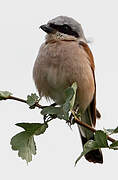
[33,40,95,108]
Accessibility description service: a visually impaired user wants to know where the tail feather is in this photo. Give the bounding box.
[78,107,103,164]
[85,149,103,163]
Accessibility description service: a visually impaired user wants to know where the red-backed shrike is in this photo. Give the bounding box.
[33,16,103,163]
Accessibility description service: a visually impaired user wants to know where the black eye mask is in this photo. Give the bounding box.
[50,23,79,38]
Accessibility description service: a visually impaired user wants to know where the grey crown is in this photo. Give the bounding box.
[48,16,87,42]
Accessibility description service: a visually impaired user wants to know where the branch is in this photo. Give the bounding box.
[3,94,116,143]
[6,95,47,109]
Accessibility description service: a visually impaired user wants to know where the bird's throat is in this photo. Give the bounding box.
[45,32,78,43]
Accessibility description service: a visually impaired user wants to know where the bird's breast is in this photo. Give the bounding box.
[33,40,95,111]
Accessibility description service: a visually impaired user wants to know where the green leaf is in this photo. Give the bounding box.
[26,93,39,108]
[103,128,114,135]
[41,106,64,119]
[64,87,74,101]
[41,82,77,121]
[11,123,48,163]
[62,82,77,120]
[62,101,70,120]
[34,123,48,135]
[104,127,118,135]
[70,82,77,110]
[62,85,75,120]
[112,127,118,133]
[10,131,36,163]
[110,141,118,150]
[16,123,48,136]
[75,140,99,165]
[0,91,12,100]
[41,106,62,116]
[94,130,108,148]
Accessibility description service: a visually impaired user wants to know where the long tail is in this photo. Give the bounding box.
[78,107,103,163]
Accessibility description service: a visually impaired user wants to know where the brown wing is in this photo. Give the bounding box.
[79,41,96,126]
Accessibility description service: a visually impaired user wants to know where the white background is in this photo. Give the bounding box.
[0,0,118,179]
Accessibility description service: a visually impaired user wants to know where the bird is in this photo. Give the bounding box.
[33,16,103,163]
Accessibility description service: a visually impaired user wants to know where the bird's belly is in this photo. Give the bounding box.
[43,62,94,111]
[45,64,70,104]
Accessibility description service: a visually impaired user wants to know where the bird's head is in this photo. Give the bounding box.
[40,16,87,43]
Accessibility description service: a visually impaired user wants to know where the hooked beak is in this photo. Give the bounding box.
[40,24,54,33]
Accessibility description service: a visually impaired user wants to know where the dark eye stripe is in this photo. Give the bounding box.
[50,23,79,38]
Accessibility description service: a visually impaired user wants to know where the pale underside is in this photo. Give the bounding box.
[33,38,95,113]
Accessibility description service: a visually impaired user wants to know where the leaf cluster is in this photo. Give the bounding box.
[75,129,118,165]
[10,82,77,163]
[1,83,118,165]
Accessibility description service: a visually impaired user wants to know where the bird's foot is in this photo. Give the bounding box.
[43,103,57,122]
[66,113,75,129]
[43,114,57,122]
